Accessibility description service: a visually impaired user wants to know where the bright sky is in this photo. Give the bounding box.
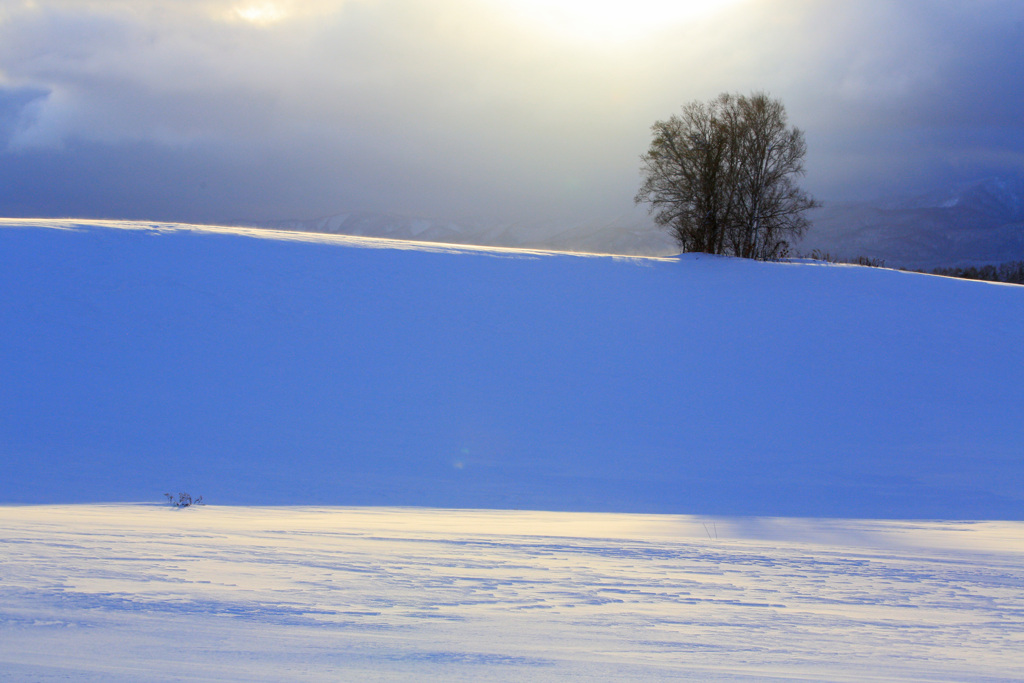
[485,0,743,43]
[1,0,1022,224]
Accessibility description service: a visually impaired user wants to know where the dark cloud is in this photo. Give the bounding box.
[1,0,1023,222]
[0,86,49,148]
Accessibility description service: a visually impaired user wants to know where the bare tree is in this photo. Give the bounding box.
[635,92,817,260]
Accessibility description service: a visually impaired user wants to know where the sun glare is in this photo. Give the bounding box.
[492,0,742,43]
[231,2,289,25]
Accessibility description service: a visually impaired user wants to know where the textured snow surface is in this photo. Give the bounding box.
[2,505,1023,682]
[2,218,1023,518]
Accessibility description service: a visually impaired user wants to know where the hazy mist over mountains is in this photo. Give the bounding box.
[260,211,678,256]
[797,176,1024,269]
[260,176,1024,267]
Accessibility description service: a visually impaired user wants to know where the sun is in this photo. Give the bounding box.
[230,2,289,25]
[491,0,742,43]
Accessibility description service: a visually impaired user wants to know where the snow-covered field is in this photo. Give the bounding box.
[3,505,1023,681]
[2,219,1023,679]
[3,218,1022,518]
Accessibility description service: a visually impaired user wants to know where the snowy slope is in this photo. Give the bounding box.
[2,505,1022,682]
[2,218,1023,518]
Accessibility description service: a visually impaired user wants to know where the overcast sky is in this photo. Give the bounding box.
[1,0,1022,225]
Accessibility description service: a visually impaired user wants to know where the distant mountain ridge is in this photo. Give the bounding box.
[258,212,678,257]
[878,176,1024,219]
[797,176,1024,269]
[257,176,1024,268]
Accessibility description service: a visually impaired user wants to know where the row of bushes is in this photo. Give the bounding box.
[805,250,887,268]
[930,261,1024,284]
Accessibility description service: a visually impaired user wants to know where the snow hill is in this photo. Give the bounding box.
[2,218,1022,519]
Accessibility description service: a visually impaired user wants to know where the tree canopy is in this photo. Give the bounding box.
[635,93,818,260]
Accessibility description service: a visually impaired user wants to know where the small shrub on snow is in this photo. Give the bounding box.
[164,492,203,507]
[850,255,886,268]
